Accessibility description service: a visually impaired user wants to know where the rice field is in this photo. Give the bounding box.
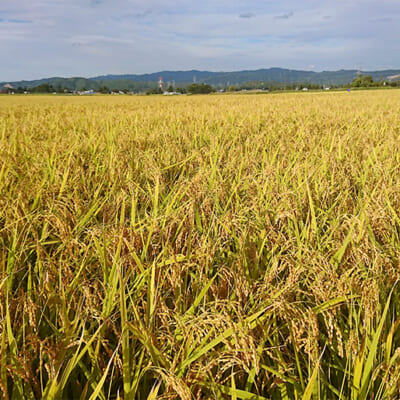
[1,91,400,399]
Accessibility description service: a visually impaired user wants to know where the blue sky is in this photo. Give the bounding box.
[1,0,399,80]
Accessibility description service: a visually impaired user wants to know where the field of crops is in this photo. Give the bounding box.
[1,91,400,399]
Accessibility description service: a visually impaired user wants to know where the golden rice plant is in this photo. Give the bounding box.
[0,91,400,399]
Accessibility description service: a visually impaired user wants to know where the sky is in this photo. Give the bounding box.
[1,0,400,81]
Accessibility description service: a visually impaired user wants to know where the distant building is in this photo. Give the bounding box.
[0,83,14,93]
[387,74,400,81]
[79,90,95,95]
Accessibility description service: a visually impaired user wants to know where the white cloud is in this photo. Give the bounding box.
[0,0,400,80]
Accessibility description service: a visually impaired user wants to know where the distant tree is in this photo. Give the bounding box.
[99,86,110,94]
[352,75,377,88]
[146,88,159,95]
[167,85,174,92]
[31,83,54,93]
[187,83,215,94]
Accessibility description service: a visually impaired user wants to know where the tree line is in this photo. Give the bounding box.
[6,75,400,94]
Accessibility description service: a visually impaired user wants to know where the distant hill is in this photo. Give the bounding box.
[2,68,400,91]
[90,68,400,85]
[0,77,158,92]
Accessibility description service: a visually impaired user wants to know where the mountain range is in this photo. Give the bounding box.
[2,68,400,91]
